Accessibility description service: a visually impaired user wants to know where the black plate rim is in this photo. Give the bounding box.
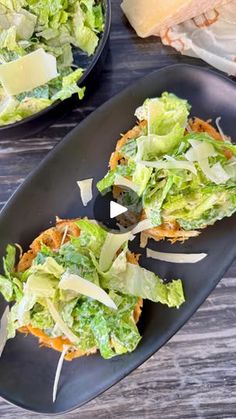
[1,63,236,415]
[0,0,111,133]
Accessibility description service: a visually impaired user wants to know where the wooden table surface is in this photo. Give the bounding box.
[0,2,236,418]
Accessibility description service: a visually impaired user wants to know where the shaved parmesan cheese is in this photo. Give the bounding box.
[0,48,58,96]
[215,117,226,141]
[140,159,197,175]
[131,219,154,235]
[59,272,117,310]
[53,345,69,403]
[198,159,230,184]
[114,175,138,192]
[0,306,9,357]
[99,231,131,272]
[77,178,93,206]
[60,225,69,247]
[46,299,79,344]
[146,248,207,263]
[185,140,216,161]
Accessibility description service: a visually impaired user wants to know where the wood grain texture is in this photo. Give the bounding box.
[0,1,236,418]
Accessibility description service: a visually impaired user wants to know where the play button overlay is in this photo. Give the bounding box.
[110,201,128,219]
[93,185,143,233]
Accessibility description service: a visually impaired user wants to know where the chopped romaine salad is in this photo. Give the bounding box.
[0,0,104,126]
[0,218,184,361]
[97,92,236,243]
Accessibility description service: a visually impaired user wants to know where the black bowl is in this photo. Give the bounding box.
[0,0,111,140]
[0,64,236,414]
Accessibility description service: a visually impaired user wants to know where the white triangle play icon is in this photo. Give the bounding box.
[110,201,128,219]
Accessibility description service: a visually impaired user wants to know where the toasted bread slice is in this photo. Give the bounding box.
[18,218,143,360]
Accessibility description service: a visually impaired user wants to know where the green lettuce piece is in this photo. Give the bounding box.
[93,4,104,32]
[0,27,19,51]
[120,138,137,159]
[72,2,99,55]
[0,95,52,126]
[28,257,64,278]
[0,0,26,12]
[132,163,152,196]
[75,219,107,257]
[0,6,37,40]
[135,92,190,135]
[97,170,116,193]
[26,0,66,29]
[136,125,185,160]
[97,161,136,194]
[60,298,79,328]
[102,260,185,308]
[10,293,36,329]
[73,295,140,359]
[134,92,190,160]
[25,273,56,298]
[16,97,52,117]
[144,176,173,226]
[31,307,53,330]
[3,244,16,278]
[0,96,20,126]
[175,188,236,230]
[23,257,65,298]
[51,68,85,102]
[185,132,236,156]
[0,275,13,301]
[58,242,99,284]
[0,244,24,301]
[17,85,49,100]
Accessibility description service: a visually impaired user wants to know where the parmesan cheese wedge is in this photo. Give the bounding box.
[59,272,117,310]
[0,48,58,96]
[121,0,228,37]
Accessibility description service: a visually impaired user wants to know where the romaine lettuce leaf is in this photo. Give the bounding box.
[28,257,64,278]
[185,132,236,156]
[97,161,136,194]
[0,0,26,12]
[51,68,85,102]
[73,295,140,358]
[0,275,13,301]
[72,4,98,55]
[75,219,107,257]
[3,244,16,279]
[135,92,190,134]
[132,164,152,196]
[136,125,185,160]
[10,293,36,329]
[0,6,37,40]
[102,257,185,308]
[30,306,54,330]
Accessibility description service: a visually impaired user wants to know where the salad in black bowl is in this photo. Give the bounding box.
[0,0,110,138]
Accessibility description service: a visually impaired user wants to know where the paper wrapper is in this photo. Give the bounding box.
[160,1,236,76]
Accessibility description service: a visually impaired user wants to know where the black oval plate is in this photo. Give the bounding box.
[0,0,111,140]
[0,64,236,414]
